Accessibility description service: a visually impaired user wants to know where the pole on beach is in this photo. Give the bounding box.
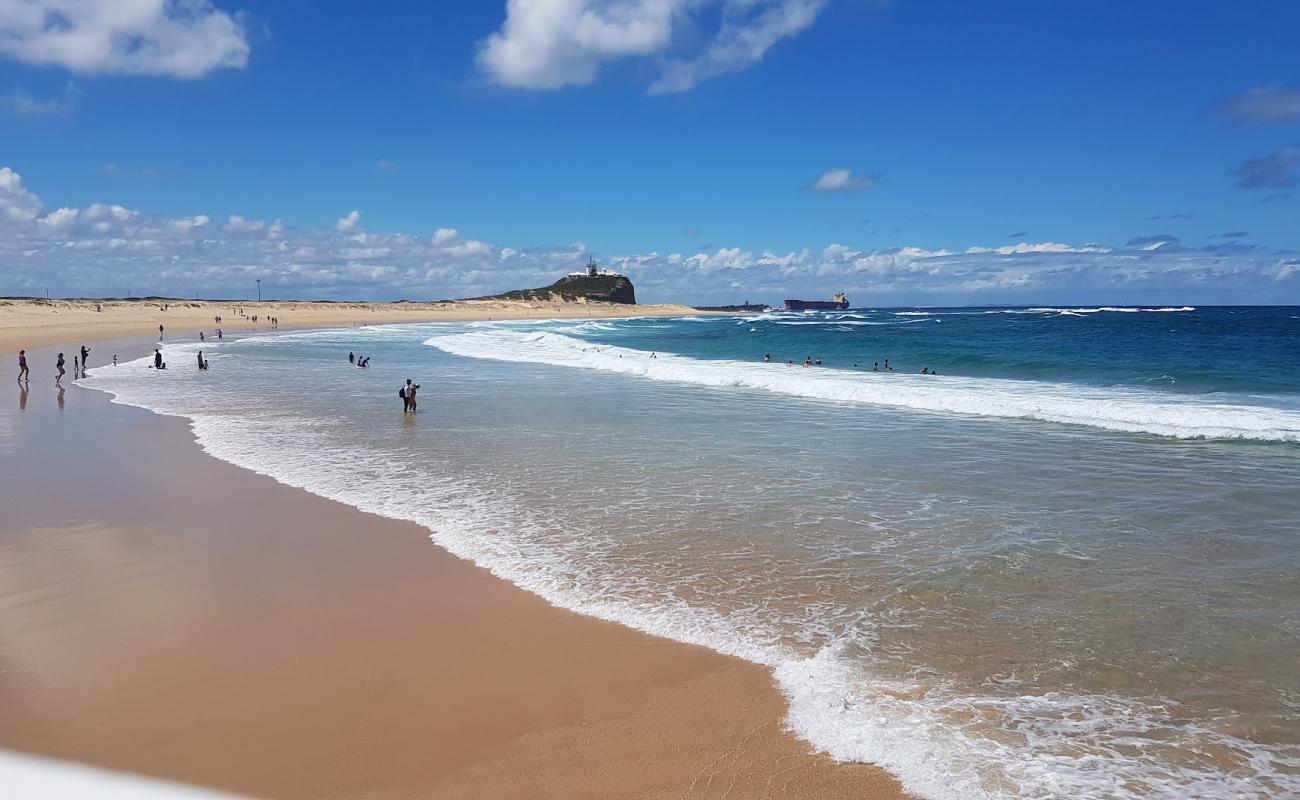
[257,278,262,302]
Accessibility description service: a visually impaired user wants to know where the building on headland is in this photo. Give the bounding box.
[568,258,623,279]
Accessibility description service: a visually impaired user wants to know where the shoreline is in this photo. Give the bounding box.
[0,297,710,352]
[0,328,911,799]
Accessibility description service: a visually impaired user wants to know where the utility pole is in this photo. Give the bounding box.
[256,278,261,302]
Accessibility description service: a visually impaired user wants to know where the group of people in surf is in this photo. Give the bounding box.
[760,353,937,374]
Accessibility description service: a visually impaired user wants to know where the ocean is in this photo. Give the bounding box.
[83,305,1300,799]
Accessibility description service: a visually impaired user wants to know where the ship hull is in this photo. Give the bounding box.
[784,299,849,311]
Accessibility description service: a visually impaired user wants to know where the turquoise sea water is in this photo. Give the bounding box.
[83,306,1300,799]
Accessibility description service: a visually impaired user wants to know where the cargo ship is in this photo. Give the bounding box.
[784,293,849,311]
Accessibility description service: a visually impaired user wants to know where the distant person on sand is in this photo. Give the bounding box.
[55,353,65,384]
[17,349,29,381]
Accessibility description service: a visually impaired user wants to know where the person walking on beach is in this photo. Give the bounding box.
[17,349,29,382]
[55,353,66,385]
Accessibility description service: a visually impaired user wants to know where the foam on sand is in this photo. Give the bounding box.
[0,750,246,799]
[425,329,1300,442]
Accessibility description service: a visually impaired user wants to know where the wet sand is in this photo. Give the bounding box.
[0,338,909,799]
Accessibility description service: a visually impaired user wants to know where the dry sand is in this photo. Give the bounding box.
[0,297,706,352]
[0,336,911,799]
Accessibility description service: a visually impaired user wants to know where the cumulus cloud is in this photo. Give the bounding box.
[223,214,264,232]
[0,166,1294,304]
[1227,146,1300,190]
[336,210,361,232]
[806,168,878,193]
[477,0,825,93]
[0,166,43,222]
[0,0,251,78]
[1223,86,1300,124]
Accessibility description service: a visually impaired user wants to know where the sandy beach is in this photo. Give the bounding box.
[0,329,909,799]
[0,297,705,352]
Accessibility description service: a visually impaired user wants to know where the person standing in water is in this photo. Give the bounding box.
[159,324,165,340]
[154,349,164,370]
[349,351,355,364]
[80,345,90,370]
[55,353,66,385]
[406,379,419,413]
[17,349,29,382]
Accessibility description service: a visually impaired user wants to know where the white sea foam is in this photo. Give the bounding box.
[425,330,1300,442]
[80,333,1300,800]
[0,749,246,799]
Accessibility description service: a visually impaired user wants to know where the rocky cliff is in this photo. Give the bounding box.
[483,274,636,305]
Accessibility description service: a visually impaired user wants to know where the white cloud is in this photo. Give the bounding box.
[650,0,825,94]
[336,210,361,232]
[807,168,877,193]
[0,0,251,79]
[375,159,398,170]
[477,0,825,93]
[0,165,1292,304]
[40,206,79,227]
[223,214,264,232]
[965,242,1111,255]
[0,166,43,222]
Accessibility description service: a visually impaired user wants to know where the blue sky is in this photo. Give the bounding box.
[1,0,1298,304]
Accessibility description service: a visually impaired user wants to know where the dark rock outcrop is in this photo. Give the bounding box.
[483,273,636,305]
